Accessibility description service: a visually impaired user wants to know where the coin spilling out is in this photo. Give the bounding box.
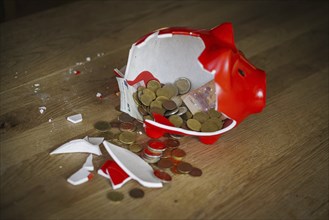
[171,166,182,175]
[171,148,186,161]
[186,119,201,131]
[129,188,145,199]
[161,148,173,159]
[129,143,143,153]
[177,162,193,174]
[162,100,177,111]
[154,170,172,182]
[148,140,166,152]
[189,167,203,177]
[119,122,136,132]
[164,139,180,148]
[107,191,124,202]
[94,121,111,132]
[147,80,161,92]
[119,131,136,144]
[169,115,183,128]
[157,158,174,169]
[118,113,135,122]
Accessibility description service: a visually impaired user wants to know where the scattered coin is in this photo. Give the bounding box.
[140,93,154,106]
[164,108,179,117]
[138,106,149,116]
[94,121,111,132]
[118,113,135,122]
[110,120,121,128]
[186,119,201,131]
[129,188,145,199]
[119,131,136,144]
[157,158,174,169]
[107,191,124,202]
[176,106,188,116]
[174,77,191,95]
[143,88,156,100]
[171,96,183,107]
[161,148,173,158]
[171,148,186,161]
[177,162,193,174]
[148,139,166,152]
[200,121,219,132]
[207,108,221,118]
[164,139,180,148]
[150,107,166,116]
[156,96,169,102]
[162,84,179,98]
[169,133,184,139]
[129,143,143,153]
[189,167,203,177]
[150,100,163,109]
[119,122,136,132]
[170,166,182,175]
[154,170,172,182]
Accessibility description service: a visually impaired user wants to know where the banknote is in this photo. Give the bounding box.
[181,80,217,114]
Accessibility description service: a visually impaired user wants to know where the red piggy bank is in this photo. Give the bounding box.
[115,23,266,144]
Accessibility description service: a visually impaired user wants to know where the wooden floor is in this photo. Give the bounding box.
[0,1,328,219]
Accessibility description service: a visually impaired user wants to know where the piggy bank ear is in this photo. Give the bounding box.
[211,23,237,51]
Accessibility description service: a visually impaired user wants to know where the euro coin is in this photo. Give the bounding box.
[193,111,209,123]
[150,100,163,109]
[147,80,161,92]
[170,96,183,107]
[177,162,193,174]
[119,122,136,132]
[162,100,177,111]
[189,167,202,177]
[171,148,186,160]
[206,118,223,129]
[156,96,169,102]
[156,87,172,99]
[169,115,183,128]
[170,166,182,175]
[148,139,166,151]
[129,143,143,153]
[133,92,141,106]
[163,84,179,98]
[161,148,173,158]
[186,119,201,131]
[142,88,156,100]
[129,188,145,199]
[157,158,174,169]
[153,170,172,182]
[138,106,148,116]
[164,108,179,117]
[200,121,219,132]
[143,115,153,121]
[181,111,193,121]
[119,131,136,144]
[176,106,187,116]
[150,107,165,116]
[107,191,124,202]
[140,94,154,106]
[207,108,221,118]
[164,139,180,148]
[174,77,191,95]
[118,113,135,122]
[103,131,114,140]
[94,121,110,132]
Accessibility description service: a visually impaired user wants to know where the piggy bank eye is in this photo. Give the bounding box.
[238,69,246,77]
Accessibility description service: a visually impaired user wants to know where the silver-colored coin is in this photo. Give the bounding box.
[171,96,183,107]
[164,108,179,117]
[176,106,188,116]
[174,77,191,95]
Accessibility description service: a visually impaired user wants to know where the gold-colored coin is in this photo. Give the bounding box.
[129,143,143,153]
[150,107,166,116]
[119,131,137,144]
[137,86,145,92]
[142,88,156,100]
[107,191,124,202]
[171,148,186,161]
[138,106,148,116]
[157,158,174,169]
[129,188,145,199]
[174,77,191,95]
[169,115,183,128]
[133,92,141,106]
[162,84,178,98]
[207,108,221,118]
[200,121,219,132]
[147,80,161,92]
[182,111,193,121]
[156,96,169,102]
[193,111,209,123]
[186,119,201,131]
[94,121,111,132]
[156,87,172,99]
[140,93,154,106]
[150,100,163,109]
[207,118,223,129]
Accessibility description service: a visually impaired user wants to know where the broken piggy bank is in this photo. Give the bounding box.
[115,22,266,144]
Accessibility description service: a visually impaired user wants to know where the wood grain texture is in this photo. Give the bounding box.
[0,1,328,219]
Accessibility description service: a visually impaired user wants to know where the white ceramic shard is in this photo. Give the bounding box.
[82,154,94,171]
[83,136,104,146]
[50,139,102,156]
[67,167,93,186]
[67,113,83,124]
[102,141,163,188]
[106,169,131,190]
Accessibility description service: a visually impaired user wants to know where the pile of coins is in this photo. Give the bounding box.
[134,78,224,132]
